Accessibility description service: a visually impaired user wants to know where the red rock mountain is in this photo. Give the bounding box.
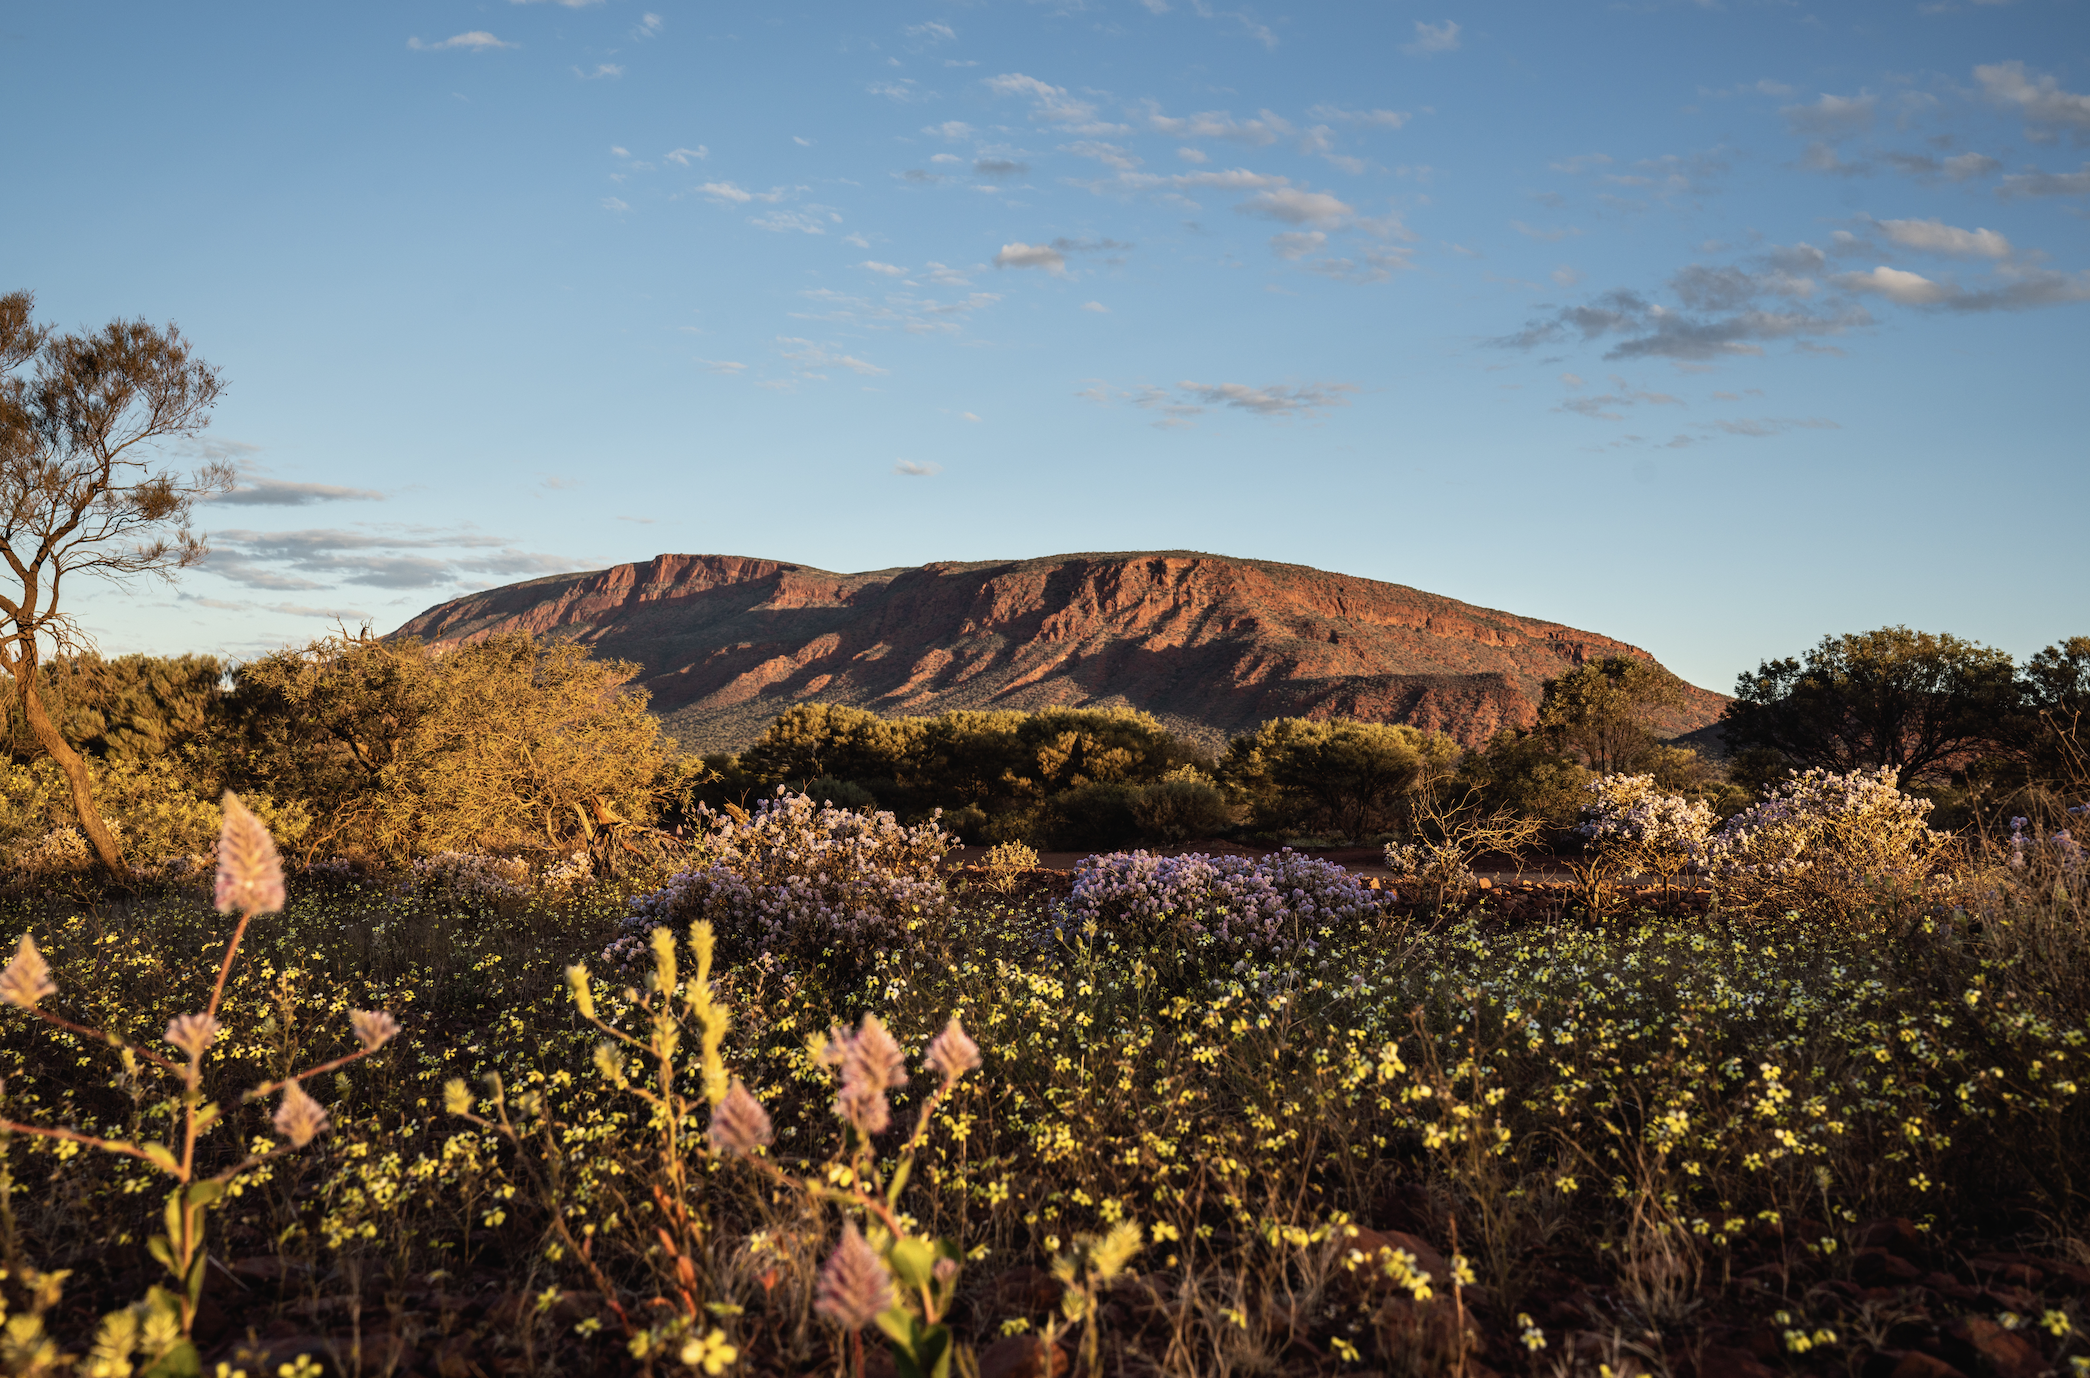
[394,552,1727,754]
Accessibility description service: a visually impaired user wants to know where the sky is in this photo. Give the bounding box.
[2,0,2086,694]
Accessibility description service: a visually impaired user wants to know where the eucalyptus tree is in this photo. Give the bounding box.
[0,290,231,871]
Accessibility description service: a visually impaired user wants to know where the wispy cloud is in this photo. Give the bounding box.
[893,460,943,476]
[1872,217,2013,258]
[778,338,889,376]
[207,479,386,508]
[204,526,585,591]
[2000,162,2090,197]
[1401,20,1460,56]
[994,242,1066,272]
[1975,61,2090,134]
[407,31,516,51]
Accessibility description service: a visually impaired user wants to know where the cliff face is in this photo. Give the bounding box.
[394,551,1727,754]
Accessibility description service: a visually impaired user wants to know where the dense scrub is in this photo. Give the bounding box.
[0,773,2085,1378]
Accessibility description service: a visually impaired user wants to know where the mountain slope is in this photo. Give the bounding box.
[394,551,1727,753]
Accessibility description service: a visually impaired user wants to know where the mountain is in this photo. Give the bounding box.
[394,551,1728,754]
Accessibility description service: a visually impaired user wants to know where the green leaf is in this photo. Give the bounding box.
[889,1323,952,1378]
[143,1142,180,1175]
[885,1157,914,1206]
[146,1235,175,1272]
[888,1236,938,1292]
[874,1306,917,1352]
[186,1180,225,1207]
[141,1339,203,1378]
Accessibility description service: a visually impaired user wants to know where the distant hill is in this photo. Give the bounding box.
[394,551,1729,755]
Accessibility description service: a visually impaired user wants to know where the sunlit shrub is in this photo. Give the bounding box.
[1704,765,1951,915]
[1575,772,1714,888]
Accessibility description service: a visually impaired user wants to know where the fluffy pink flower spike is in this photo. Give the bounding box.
[215,792,286,918]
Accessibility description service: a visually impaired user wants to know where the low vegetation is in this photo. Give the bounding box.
[0,754,2084,1376]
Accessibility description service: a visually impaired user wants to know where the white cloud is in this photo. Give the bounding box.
[924,121,974,140]
[1551,265,1584,287]
[1512,221,1582,242]
[1177,380,1358,417]
[1063,141,1142,170]
[1402,21,1460,56]
[961,412,982,421]
[1782,93,1876,139]
[1307,105,1411,129]
[1833,263,2090,311]
[904,21,956,42]
[779,338,889,376]
[407,31,516,51]
[637,13,663,35]
[1873,217,2013,258]
[664,147,709,166]
[207,480,386,508]
[602,197,631,213]
[749,210,830,235]
[894,460,942,476]
[697,360,747,375]
[1177,147,1209,164]
[697,181,786,204]
[2000,162,2090,197]
[983,73,1108,129]
[861,261,908,276]
[1943,152,2000,180]
[1140,104,1290,146]
[993,242,1067,272]
[1712,417,1841,437]
[1560,373,1585,388]
[1236,187,1354,225]
[1976,61,2090,131]
[868,79,930,102]
[576,63,623,79]
[1082,301,1110,312]
[1270,231,1326,259]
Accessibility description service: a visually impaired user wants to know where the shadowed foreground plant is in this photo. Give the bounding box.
[0,793,399,1372]
[449,920,986,1376]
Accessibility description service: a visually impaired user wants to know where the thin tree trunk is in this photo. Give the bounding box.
[17,672,125,872]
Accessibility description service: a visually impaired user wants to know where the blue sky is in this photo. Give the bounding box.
[3,0,2085,693]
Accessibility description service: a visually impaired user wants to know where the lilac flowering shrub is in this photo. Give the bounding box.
[623,790,953,968]
[2008,808,2087,877]
[1702,766,1950,916]
[1059,848,1382,971]
[1575,774,1714,885]
[404,850,531,909]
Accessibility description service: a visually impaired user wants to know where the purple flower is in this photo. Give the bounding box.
[814,1223,893,1331]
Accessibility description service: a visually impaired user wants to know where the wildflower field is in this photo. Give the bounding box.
[1,782,2087,1378]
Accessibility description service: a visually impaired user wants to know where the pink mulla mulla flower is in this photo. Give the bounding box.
[350,1010,401,1053]
[164,1013,223,1060]
[925,1017,981,1084]
[273,1079,331,1148]
[833,1013,909,1136]
[215,793,286,918]
[813,1223,893,1331]
[0,935,56,1010]
[707,1079,774,1156]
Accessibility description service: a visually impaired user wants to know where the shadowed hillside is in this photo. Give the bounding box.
[394,551,1727,753]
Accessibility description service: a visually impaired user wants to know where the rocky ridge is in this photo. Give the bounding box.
[394,551,1727,753]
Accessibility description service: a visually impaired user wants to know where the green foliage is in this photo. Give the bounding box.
[1220,716,1456,841]
[1456,729,1593,835]
[1722,626,2020,788]
[1129,772,1235,845]
[0,755,308,872]
[1,653,224,767]
[735,702,1212,848]
[214,632,668,863]
[1536,655,1686,775]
